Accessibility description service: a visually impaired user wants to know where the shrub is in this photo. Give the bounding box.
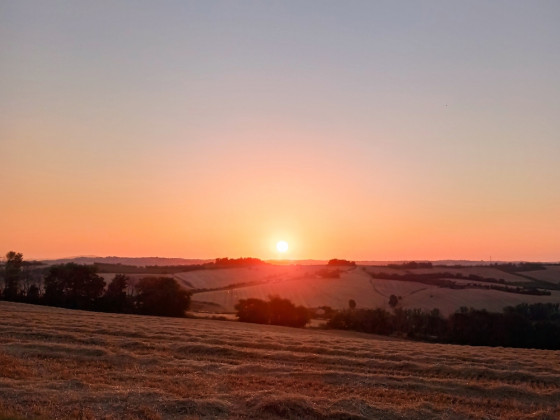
[235,296,310,328]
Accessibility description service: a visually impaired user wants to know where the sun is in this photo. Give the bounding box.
[276,241,289,253]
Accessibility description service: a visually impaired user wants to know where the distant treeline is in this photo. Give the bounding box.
[94,262,206,274]
[1,252,190,317]
[214,257,268,267]
[368,271,554,295]
[327,259,356,267]
[387,261,433,269]
[327,303,560,349]
[94,257,268,274]
[491,262,546,272]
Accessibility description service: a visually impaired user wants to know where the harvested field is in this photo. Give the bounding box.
[520,267,560,284]
[1,301,559,419]
[374,267,531,284]
[192,268,560,316]
[173,266,318,291]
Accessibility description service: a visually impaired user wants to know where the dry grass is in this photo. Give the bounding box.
[1,301,559,419]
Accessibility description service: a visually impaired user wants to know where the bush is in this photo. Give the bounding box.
[235,298,270,324]
[235,296,310,328]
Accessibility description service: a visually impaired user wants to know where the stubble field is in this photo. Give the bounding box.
[1,301,559,419]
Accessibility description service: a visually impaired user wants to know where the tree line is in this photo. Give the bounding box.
[0,251,190,317]
[232,293,560,349]
[326,301,560,349]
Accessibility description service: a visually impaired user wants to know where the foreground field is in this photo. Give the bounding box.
[1,302,559,419]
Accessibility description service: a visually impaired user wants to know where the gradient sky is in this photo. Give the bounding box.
[1,1,559,261]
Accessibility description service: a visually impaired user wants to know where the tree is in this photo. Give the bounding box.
[348,299,357,310]
[2,251,24,300]
[268,295,309,327]
[389,294,398,308]
[103,274,131,312]
[328,259,356,267]
[235,298,270,324]
[235,296,310,327]
[135,277,190,317]
[26,285,40,303]
[44,263,106,308]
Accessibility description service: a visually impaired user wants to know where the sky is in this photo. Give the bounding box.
[1,1,559,261]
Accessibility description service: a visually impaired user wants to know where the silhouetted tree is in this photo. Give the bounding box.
[327,308,393,335]
[135,277,190,317]
[235,296,310,327]
[389,294,398,308]
[328,259,356,267]
[348,299,356,310]
[235,298,270,324]
[26,285,40,304]
[44,263,105,309]
[268,295,309,327]
[103,274,131,312]
[2,251,23,300]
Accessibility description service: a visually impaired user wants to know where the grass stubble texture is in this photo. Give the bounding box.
[0,302,559,419]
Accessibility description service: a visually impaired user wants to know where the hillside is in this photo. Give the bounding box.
[1,301,559,419]
[185,265,560,315]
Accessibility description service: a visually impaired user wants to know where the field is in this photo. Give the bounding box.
[185,266,560,315]
[1,301,560,419]
[520,266,560,285]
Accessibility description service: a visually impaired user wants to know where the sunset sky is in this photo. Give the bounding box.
[1,1,559,261]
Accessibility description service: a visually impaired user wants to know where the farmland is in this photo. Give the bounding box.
[178,265,560,316]
[1,301,559,419]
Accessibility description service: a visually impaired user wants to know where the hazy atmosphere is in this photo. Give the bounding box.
[2,1,559,261]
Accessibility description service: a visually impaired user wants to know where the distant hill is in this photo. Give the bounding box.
[39,257,559,268]
[41,256,213,267]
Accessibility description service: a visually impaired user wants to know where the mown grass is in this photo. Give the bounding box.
[1,301,559,419]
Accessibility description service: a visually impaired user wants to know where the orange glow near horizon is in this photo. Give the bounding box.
[2,3,559,262]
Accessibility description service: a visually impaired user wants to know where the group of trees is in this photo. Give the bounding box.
[235,296,310,327]
[214,257,267,267]
[1,252,190,317]
[327,259,356,267]
[326,302,560,349]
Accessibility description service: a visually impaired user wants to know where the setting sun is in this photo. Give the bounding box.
[276,241,289,253]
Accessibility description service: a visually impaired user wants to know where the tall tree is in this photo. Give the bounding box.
[103,274,130,312]
[3,251,23,300]
[44,263,105,308]
[135,277,190,317]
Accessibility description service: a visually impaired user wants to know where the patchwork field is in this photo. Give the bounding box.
[188,266,560,315]
[1,301,559,419]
